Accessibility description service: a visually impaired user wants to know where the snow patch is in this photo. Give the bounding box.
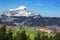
[9,9,16,11]
[16,6,26,10]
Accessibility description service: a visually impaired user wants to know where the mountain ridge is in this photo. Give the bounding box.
[0,6,60,27]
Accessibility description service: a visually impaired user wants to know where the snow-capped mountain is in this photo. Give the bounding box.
[0,6,60,27]
[3,6,37,17]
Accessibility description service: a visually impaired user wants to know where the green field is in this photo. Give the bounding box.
[12,27,55,40]
[0,25,57,40]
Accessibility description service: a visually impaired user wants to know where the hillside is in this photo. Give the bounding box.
[0,6,60,27]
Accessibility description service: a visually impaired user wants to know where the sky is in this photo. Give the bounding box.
[0,0,60,17]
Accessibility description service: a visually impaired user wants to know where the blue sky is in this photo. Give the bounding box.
[0,0,60,17]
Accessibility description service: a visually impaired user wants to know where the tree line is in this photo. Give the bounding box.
[0,25,60,40]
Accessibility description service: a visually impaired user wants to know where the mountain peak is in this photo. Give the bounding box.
[3,6,42,17]
[16,6,26,10]
[9,6,26,11]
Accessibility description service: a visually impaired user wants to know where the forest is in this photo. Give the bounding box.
[0,25,60,40]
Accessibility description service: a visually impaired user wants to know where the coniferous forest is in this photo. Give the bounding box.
[0,25,60,40]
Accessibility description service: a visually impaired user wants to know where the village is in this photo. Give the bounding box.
[5,25,60,34]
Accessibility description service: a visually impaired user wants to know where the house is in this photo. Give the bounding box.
[36,27,53,34]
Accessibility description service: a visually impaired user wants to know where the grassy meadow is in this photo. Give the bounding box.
[0,25,59,40]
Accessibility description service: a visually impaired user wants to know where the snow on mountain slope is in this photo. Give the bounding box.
[9,6,26,11]
[4,6,36,17]
[5,6,32,17]
[9,9,16,11]
[16,6,26,10]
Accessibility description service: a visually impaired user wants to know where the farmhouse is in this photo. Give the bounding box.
[36,27,54,34]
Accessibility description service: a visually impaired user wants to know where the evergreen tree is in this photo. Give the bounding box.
[34,37,37,40]
[49,36,54,40]
[54,33,60,40]
[34,32,41,40]
[44,35,48,40]
[20,30,27,40]
[42,34,48,40]
[27,34,31,40]
[14,31,21,40]
[41,34,45,40]
[6,31,13,40]
[0,25,6,40]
